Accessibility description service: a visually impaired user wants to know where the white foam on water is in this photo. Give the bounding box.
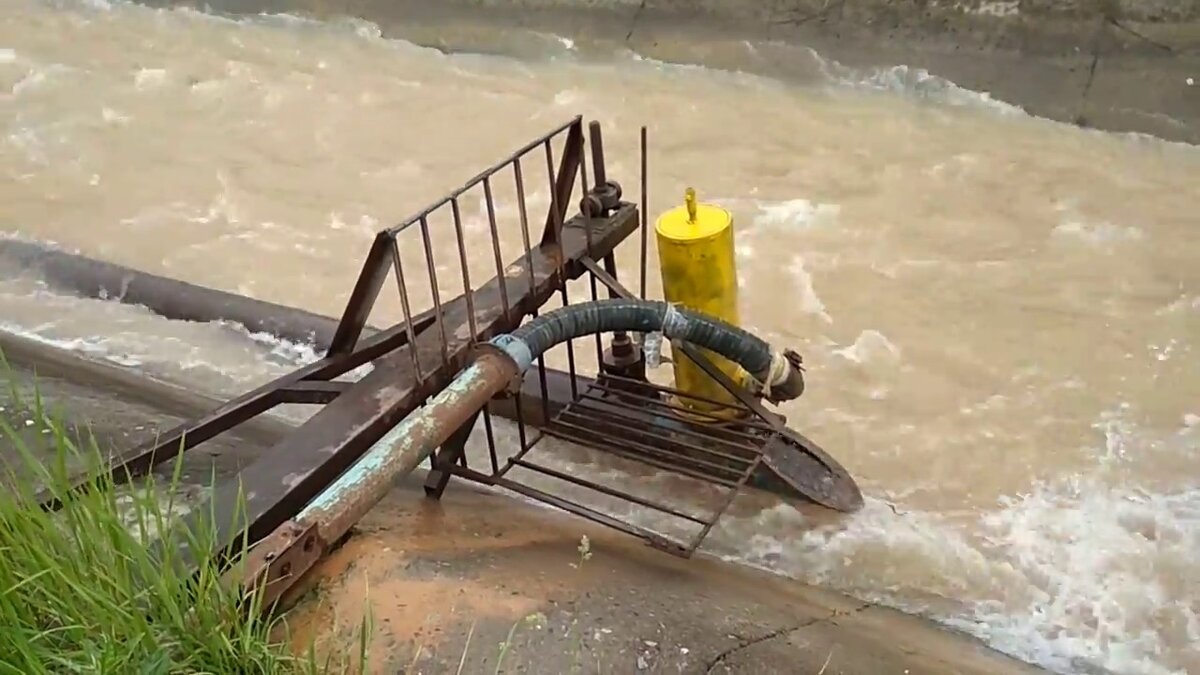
[1052,220,1146,247]
[0,49,17,64]
[0,319,145,367]
[832,329,901,366]
[822,61,1026,115]
[133,67,168,89]
[753,199,841,230]
[709,452,1200,675]
[1156,295,1200,315]
[786,254,833,323]
[0,282,327,395]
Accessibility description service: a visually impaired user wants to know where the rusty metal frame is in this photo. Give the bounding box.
[33,116,860,595]
[163,123,651,568]
[414,120,859,554]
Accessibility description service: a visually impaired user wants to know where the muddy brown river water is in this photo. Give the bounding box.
[2,1,1199,673]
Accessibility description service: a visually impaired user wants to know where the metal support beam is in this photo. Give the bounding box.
[37,308,440,509]
[423,409,480,498]
[163,205,639,569]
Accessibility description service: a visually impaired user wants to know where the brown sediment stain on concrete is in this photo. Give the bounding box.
[351,491,566,554]
[280,490,600,671]
[275,483,1042,674]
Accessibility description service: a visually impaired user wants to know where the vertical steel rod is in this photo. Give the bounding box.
[640,126,649,300]
[544,138,578,399]
[418,216,449,368]
[388,239,422,382]
[578,136,604,368]
[450,197,478,340]
[482,177,511,322]
[513,158,551,426]
[512,157,546,449]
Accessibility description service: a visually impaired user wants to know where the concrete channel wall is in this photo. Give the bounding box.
[157,0,1200,142]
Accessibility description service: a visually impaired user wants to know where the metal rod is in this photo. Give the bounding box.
[482,177,511,322]
[512,458,707,524]
[481,404,496,474]
[542,424,741,486]
[639,125,648,300]
[489,476,691,552]
[579,387,768,444]
[687,457,763,556]
[386,116,580,237]
[553,412,749,479]
[330,232,392,355]
[581,256,633,298]
[579,386,771,437]
[450,197,478,339]
[540,119,584,246]
[418,216,450,368]
[578,135,605,368]
[497,426,541,477]
[567,397,761,461]
[389,239,423,383]
[587,120,608,188]
[544,138,579,400]
[512,157,552,429]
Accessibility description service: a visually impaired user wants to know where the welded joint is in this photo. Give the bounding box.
[238,519,324,609]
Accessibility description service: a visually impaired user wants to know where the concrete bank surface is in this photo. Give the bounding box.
[0,337,1044,673]
[148,0,1200,143]
[281,479,1046,674]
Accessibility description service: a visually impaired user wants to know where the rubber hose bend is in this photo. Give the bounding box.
[493,298,804,402]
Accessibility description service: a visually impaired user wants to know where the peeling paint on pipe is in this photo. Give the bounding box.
[298,348,518,542]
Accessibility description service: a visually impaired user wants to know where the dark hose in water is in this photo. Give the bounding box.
[496,298,805,402]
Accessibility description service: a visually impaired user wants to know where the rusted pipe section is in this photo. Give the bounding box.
[299,346,521,538]
[0,238,367,351]
[244,344,524,606]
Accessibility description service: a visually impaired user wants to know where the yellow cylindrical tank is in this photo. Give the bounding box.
[655,188,744,416]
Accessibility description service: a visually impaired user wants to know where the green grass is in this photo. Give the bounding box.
[0,377,341,674]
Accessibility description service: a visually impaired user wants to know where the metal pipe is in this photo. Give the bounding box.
[296,347,518,541]
[242,347,519,606]
[0,238,367,351]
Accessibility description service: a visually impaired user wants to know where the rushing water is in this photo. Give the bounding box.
[2,1,1199,673]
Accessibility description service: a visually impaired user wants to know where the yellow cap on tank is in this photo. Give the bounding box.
[655,187,733,242]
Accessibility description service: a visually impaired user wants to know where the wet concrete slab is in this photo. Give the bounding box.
[281,481,1044,674]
